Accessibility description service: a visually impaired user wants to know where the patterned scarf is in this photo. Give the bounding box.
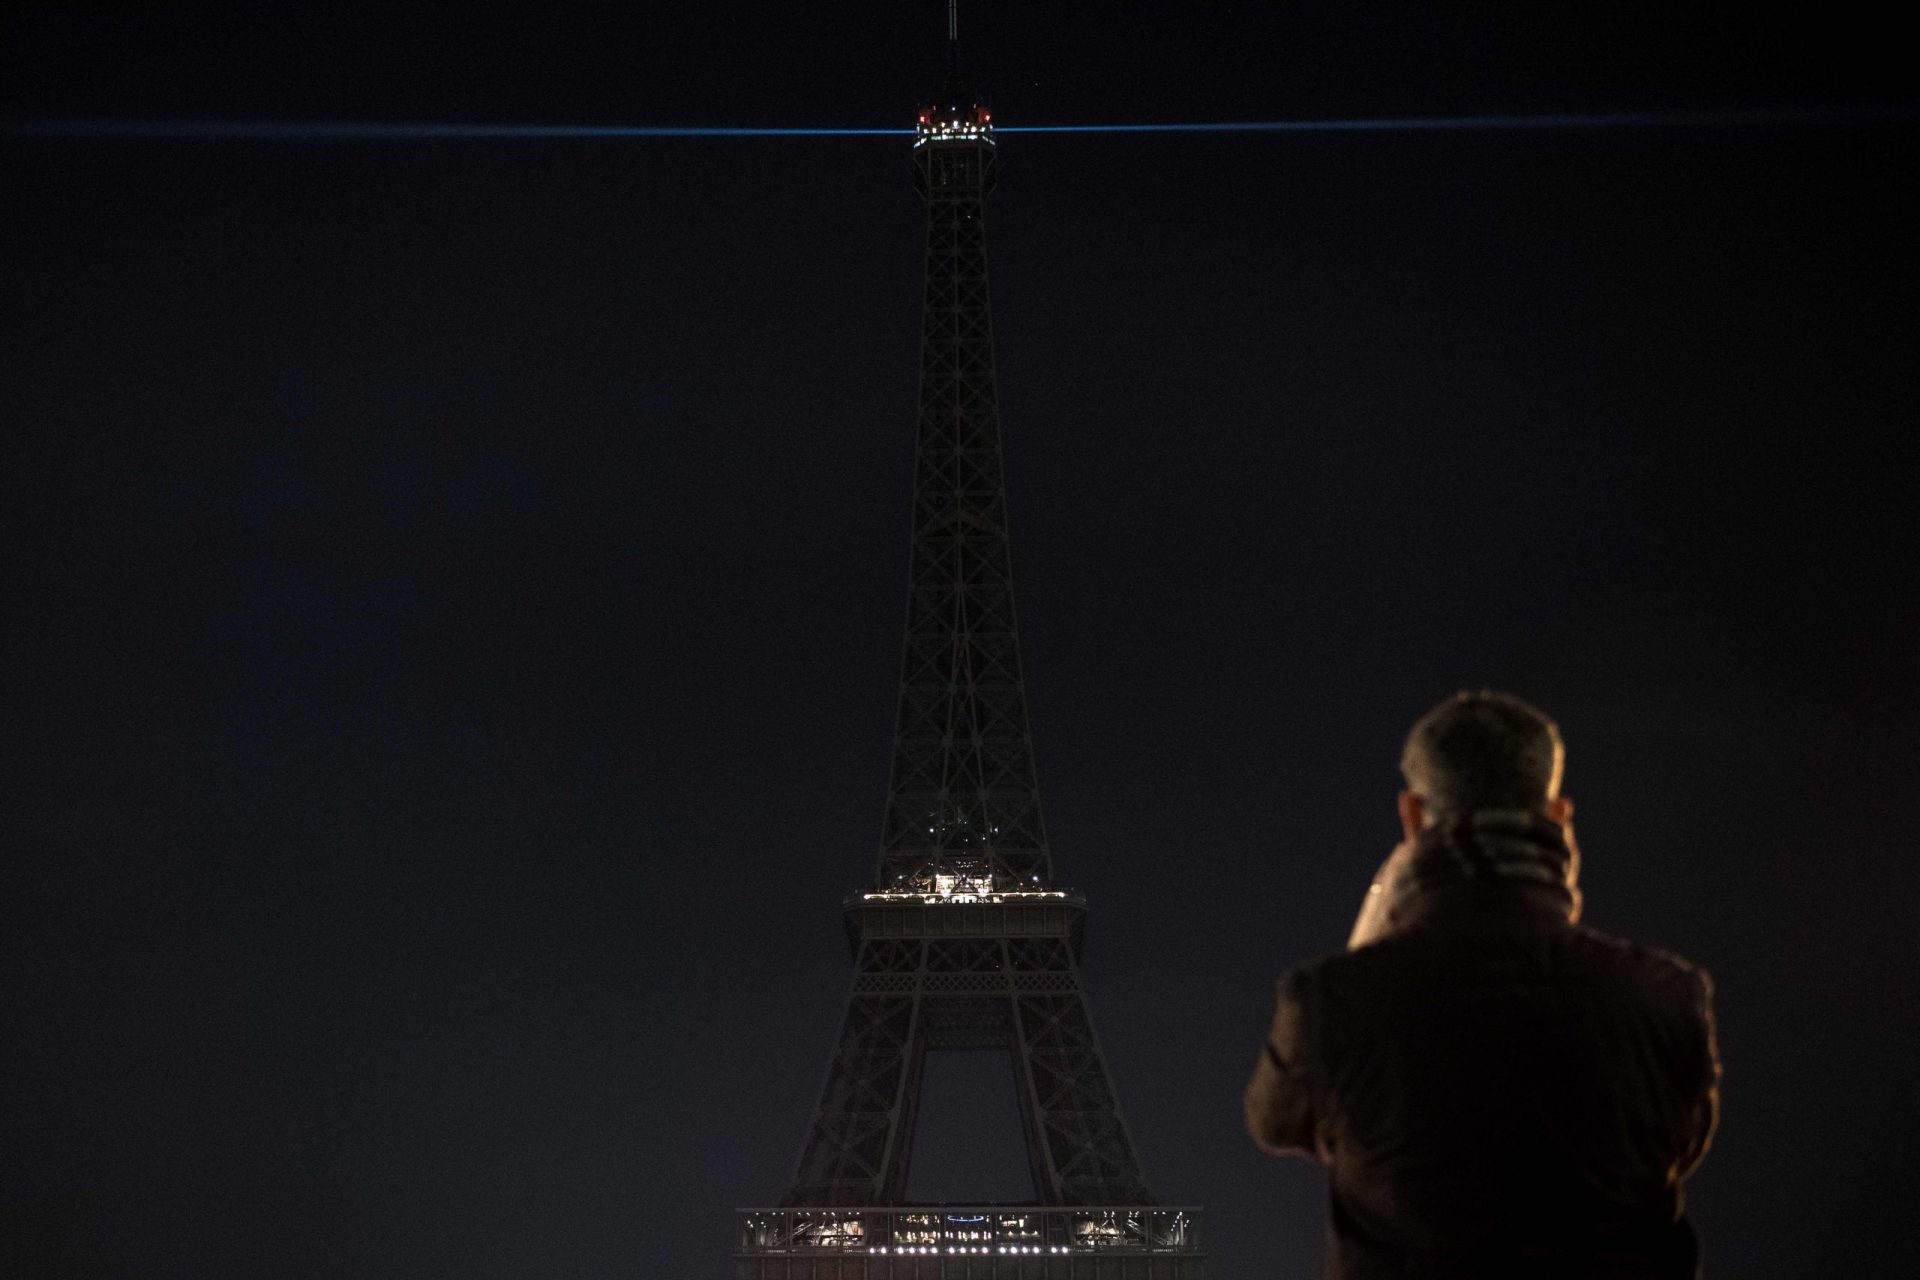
[1386,808,1582,926]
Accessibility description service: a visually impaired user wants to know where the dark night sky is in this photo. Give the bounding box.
[4,3,1917,1277]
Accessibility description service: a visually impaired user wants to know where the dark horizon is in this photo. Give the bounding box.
[4,3,1918,1277]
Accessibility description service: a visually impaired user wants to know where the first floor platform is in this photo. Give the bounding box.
[735,1206,1203,1280]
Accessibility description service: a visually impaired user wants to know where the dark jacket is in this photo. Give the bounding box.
[1246,880,1719,1279]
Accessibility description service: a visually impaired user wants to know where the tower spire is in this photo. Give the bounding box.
[941,1,968,102]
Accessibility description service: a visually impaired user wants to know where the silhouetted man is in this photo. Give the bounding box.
[1246,691,1719,1278]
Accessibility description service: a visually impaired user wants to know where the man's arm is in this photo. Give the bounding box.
[1676,966,1721,1181]
[1244,969,1323,1159]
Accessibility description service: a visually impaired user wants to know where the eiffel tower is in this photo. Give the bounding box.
[734,14,1203,1279]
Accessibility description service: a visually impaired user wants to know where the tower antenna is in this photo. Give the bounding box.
[948,0,959,67]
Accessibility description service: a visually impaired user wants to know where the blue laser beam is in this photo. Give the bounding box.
[0,120,905,140]
[4,105,1914,142]
[1000,106,1919,133]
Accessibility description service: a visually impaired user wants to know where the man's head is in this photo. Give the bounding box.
[1398,690,1569,838]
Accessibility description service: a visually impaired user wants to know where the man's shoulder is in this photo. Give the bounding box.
[1281,923,1713,1014]
[1563,923,1715,1009]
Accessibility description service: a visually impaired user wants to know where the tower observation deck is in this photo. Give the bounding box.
[734,30,1204,1280]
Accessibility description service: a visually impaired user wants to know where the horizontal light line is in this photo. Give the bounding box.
[3,105,1913,142]
[0,120,905,139]
[1002,106,1919,133]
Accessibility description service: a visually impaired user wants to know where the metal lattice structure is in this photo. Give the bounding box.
[878,66,1041,899]
[738,31,1202,1280]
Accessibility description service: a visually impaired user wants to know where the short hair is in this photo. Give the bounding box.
[1400,690,1565,818]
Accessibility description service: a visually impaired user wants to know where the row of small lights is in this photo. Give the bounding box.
[873,1245,1069,1255]
[860,891,1068,900]
[913,118,992,146]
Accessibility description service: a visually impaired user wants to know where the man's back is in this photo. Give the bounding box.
[1252,883,1719,1278]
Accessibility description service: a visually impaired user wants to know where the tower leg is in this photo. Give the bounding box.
[786,932,1151,1207]
[786,978,921,1206]
[1007,941,1153,1205]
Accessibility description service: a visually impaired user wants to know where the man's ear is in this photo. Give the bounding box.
[1397,790,1425,844]
[1545,795,1573,825]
